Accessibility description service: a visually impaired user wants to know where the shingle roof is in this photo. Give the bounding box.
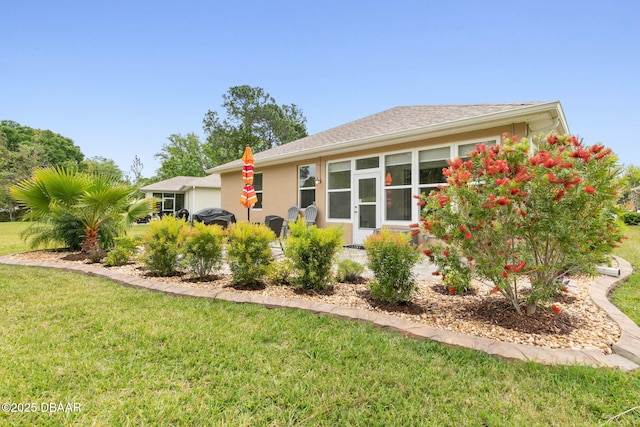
[140,174,221,192]
[209,102,559,173]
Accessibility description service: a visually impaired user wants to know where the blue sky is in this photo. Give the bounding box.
[3,0,639,177]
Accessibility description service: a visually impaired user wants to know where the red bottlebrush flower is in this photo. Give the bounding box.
[410,229,420,236]
[409,223,419,229]
[437,196,450,207]
[567,136,579,146]
[558,160,574,168]
[547,135,558,144]
[511,260,526,272]
[448,287,457,294]
[502,271,508,278]
[509,188,521,196]
[459,225,467,232]
[551,305,562,313]
[448,158,463,169]
[495,178,510,186]
[515,167,533,183]
[584,186,596,194]
[464,232,472,240]
[570,148,591,162]
[553,189,565,201]
[490,286,500,294]
[417,200,426,207]
[442,167,452,177]
[442,250,450,257]
[432,271,441,276]
[590,144,604,153]
[423,249,433,258]
[594,148,612,160]
[496,197,510,206]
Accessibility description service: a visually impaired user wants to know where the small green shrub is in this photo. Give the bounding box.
[265,258,295,286]
[336,259,365,283]
[226,222,275,286]
[284,219,344,290]
[364,228,420,303]
[104,236,139,267]
[622,212,640,225]
[180,221,225,279]
[442,269,472,295]
[141,216,185,276]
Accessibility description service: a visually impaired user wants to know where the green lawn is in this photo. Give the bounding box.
[611,225,640,325]
[1,222,639,426]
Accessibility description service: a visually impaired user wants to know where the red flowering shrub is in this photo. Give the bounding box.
[415,133,622,314]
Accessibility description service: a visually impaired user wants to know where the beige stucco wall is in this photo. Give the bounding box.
[219,123,530,243]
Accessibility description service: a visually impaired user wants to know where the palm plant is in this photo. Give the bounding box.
[10,167,156,257]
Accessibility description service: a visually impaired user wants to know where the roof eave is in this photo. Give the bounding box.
[208,101,567,174]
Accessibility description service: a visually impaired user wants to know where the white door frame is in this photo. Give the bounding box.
[352,171,381,245]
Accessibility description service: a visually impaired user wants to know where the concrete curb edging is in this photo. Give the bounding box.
[1,254,639,371]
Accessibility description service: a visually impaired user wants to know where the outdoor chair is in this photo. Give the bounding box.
[281,206,300,238]
[304,204,317,226]
[264,215,284,238]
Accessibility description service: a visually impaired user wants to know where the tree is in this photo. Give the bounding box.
[129,155,145,185]
[415,133,622,315]
[10,168,157,259]
[81,156,125,181]
[0,121,85,220]
[618,164,640,209]
[202,85,307,166]
[154,133,209,179]
[0,120,84,168]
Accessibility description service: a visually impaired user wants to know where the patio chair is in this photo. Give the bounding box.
[281,206,300,238]
[304,204,317,226]
[264,215,284,238]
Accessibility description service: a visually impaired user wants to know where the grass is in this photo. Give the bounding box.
[1,222,640,426]
[611,225,640,324]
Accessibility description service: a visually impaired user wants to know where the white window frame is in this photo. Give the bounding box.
[326,160,353,222]
[298,164,316,209]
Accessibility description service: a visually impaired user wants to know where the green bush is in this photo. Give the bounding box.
[442,269,472,295]
[104,236,139,267]
[265,258,295,286]
[622,212,640,225]
[364,228,420,303]
[336,259,365,283]
[226,222,275,286]
[180,221,225,279]
[141,216,185,276]
[284,219,344,290]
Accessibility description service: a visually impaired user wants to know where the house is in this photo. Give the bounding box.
[140,174,222,217]
[207,102,569,245]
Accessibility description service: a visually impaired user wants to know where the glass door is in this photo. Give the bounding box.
[353,172,380,245]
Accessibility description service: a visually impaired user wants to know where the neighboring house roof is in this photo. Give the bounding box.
[140,174,221,192]
[208,101,568,174]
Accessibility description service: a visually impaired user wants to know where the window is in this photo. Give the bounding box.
[385,152,412,221]
[356,156,379,170]
[253,172,263,209]
[328,160,351,219]
[419,146,450,195]
[458,140,497,160]
[152,192,184,214]
[298,165,316,209]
